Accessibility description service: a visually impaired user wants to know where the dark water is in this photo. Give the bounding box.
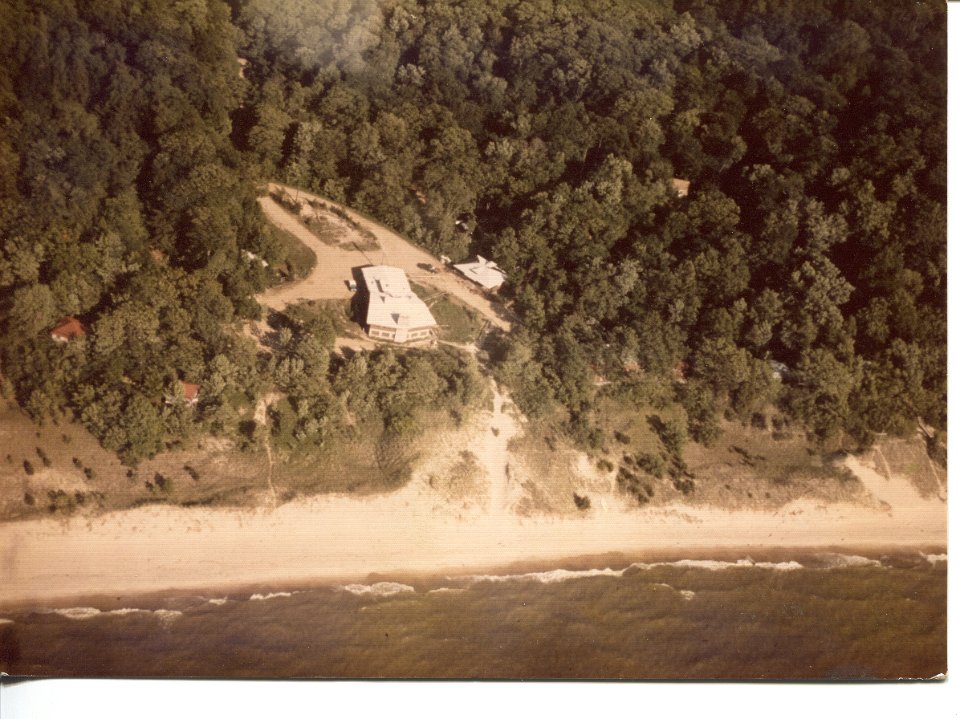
[0,550,946,679]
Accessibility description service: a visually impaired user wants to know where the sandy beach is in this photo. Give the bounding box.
[0,384,946,607]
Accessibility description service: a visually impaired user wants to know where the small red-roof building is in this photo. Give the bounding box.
[50,316,87,343]
[181,381,201,405]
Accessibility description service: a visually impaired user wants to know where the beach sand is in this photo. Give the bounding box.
[0,385,946,607]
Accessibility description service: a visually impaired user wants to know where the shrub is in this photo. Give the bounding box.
[614,430,631,444]
[83,467,95,480]
[23,459,35,475]
[596,458,614,473]
[573,493,591,510]
[635,452,666,479]
[649,415,687,456]
[184,464,200,481]
[24,492,34,506]
[154,473,171,492]
[73,457,82,468]
[672,477,695,495]
[36,447,51,467]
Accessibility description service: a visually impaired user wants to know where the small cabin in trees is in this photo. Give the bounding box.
[671,178,691,197]
[453,255,507,291]
[50,316,87,343]
[181,381,201,405]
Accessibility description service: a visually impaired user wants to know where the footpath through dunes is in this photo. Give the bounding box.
[262,182,512,331]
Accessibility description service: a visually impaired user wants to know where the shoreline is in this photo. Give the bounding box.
[0,471,945,610]
[0,388,946,611]
[0,541,946,614]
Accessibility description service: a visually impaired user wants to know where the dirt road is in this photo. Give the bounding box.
[265,183,512,331]
[256,195,358,310]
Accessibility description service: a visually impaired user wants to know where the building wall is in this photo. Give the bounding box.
[367,325,434,342]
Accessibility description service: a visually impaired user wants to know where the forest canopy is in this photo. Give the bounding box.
[0,0,947,463]
[231,0,946,444]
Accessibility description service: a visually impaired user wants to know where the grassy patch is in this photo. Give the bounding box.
[282,299,354,337]
[588,394,864,509]
[269,223,317,281]
[409,282,484,343]
[429,297,484,343]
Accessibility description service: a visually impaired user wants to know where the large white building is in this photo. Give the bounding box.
[360,265,437,343]
[453,255,506,290]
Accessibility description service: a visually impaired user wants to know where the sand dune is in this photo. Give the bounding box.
[0,389,945,606]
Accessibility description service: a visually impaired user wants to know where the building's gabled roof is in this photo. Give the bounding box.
[181,381,200,402]
[671,178,691,197]
[50,316,87,341]
[453,255,506,290]
[360,266,437,330]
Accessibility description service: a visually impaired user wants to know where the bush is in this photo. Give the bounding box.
[83,467,95,480]
[36,447,51,467]
[635,452,666,479]
[73,457,82,468]
[184,464,201,481]
[596,458,614,473]
[24,492,35,506]
[614,430,631,444]
[573,493,591,510]
[650,415,687,456]
[672,477,695,495]
[23,459,35,475]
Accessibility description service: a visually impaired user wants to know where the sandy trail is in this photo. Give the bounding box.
[0,413,945,605]
[483,384,517,515]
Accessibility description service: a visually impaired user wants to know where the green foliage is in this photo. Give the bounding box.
[650,414,688,457]
[233,0,944,444]
[0,0,945,470]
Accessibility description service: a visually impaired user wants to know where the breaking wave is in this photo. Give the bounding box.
[154,610,183,625]
[427,587,465,595]
[462,558,806,586]
[651,582,696,601]
[465,567,630,585]
[636,558,804,572]
[816,553,883,569]
[0,618,13,625]
[48,607,182,622]
[923,553,947,565]
[249,591,296,601]
[340,582,415,597]
[207,598,229,606]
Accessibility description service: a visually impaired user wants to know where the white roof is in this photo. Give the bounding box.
[453,255,506,290]
[361,266,437,329]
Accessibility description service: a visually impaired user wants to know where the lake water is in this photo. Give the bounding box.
[0,549,945,679]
